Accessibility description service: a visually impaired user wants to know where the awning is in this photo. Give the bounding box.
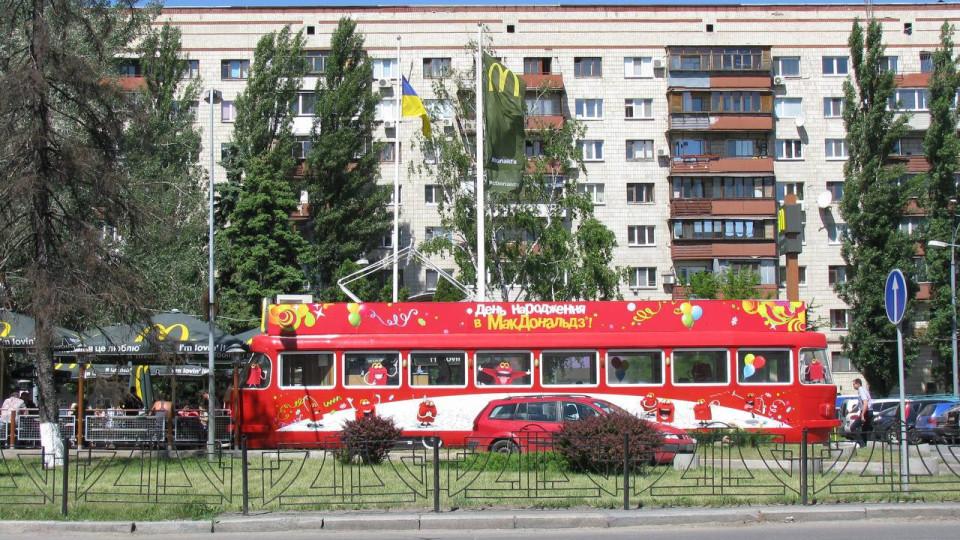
[0,310,81,349]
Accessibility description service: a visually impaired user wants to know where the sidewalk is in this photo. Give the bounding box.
[1,503,959,535]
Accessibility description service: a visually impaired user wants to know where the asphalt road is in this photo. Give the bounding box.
[3,518,957,540]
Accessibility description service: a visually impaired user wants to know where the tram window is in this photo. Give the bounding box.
[607,350,663,385]
[344,352,400,387]
[799,348,834,385]
[410,351,466,386]
[242,353,271,389]
[672,350,728,384]
[542,351,598,386]
[476,352,532,386]
[737,350,791,384]
[280,353,334,387]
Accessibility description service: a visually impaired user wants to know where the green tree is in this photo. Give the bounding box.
[414,65,623,301]
[218,28,309,330]
[922,22,960,393]
[0,0,152,457]
[838,19,916,396]
[684,270,762,300]
[305,18,390,297]
[123,24,207,313]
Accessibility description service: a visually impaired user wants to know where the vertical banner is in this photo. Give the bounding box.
[482,54,526,192]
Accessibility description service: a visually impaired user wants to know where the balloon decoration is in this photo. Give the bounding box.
[678,302,704,329]
[347,303,362,327]
[742,364,756,379]
[754,355,767,370]
[611,356,623,369]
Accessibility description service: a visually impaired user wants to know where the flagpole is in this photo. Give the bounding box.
[392,36,401,303]
[475,23,485,302]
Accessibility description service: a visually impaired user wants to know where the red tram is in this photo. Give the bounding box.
[237,299,839,447]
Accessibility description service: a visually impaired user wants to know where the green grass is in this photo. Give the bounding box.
[0,443,958,521]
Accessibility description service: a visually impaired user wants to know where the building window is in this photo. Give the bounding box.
[672,219,773,240]
[292,92,316,116]
[424,99,454,120]
[626,140,654,161]
[523,57,553,74]
[774,97,803,118]
[627,183,654,203]
[623,56,653,78]
[579,183,605,204]
[628,267,657,289]
[115,58,141,77]
[881,55,898,73]
[823,97,844,118]
[304,50,328,75]
[425,269,441,291]
[379,142,396,162]
[826,181,845,201]
[890,89,929,111]
[292,138,312,161]
[578,140,604,161]
[822,56,849,75]
[624,98,653,119]
[627,225,655,246]
[525,140,545,158]
[920,52,934,73]
[899,216,926,236]
[574,57,602,78]
[830,309,850,330]
[424,184,441,205]
[831,352,853,373]
[775,139,803,160]
[778,266,807,287]
[776,182,804,204]
[725,139,754,157]
[574,98,603,119]
[711,91,761,113]
[525,95,562,116]
[423,57,452,78]
[373,58,398,79]
[425,226,451,242]
[221,59,250,79]
[183,59,200,79]
[375,94,397,122]
[825,139,848,159]
[221,100,236,123]
[773,56,800,77]
[827,222,848,245]
[828,265,848,286]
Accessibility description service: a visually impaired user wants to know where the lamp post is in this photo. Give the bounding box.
[204,88,221,456]
[928,219,960,400]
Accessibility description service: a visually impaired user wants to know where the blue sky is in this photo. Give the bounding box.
[157,1,955,8]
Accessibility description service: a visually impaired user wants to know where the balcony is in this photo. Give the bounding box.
[526,115,565,131]
[671,283,778,301]
[525,158,565,175]
[109,76,146,92]
[521,73,564,92]
[290,202,310,222]
[670,155,774,175]
[671,240,776,260]
[669,113,773,132]
[670,198,776,217]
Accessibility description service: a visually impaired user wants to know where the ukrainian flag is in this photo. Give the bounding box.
[401,77,431,138]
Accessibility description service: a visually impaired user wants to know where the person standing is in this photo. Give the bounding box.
[852,378,873,448]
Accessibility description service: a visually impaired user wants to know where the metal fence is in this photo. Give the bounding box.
[15,415,77,445]
[0,423,958,516]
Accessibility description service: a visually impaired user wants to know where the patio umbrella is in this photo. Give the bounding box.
[0,310,80,349]
[231,328,261,350]
[71,311,242,357]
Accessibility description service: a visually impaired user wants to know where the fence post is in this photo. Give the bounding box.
[799,428,808,506]
[433,439,441,513]
[622,432,630,511]
[61,428,69,517]
[241,436,249,516]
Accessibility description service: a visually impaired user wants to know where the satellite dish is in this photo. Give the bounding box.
[817,191,833,209]
[795,114,806,128]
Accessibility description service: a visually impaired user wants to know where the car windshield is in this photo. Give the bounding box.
[593,400,628,415]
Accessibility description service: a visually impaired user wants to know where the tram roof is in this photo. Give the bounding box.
[261,300,811,338]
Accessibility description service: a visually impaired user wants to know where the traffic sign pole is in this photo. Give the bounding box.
[885,269,909,490]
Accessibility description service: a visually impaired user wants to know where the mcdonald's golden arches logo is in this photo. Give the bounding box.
[487,61,521,97]
[0,321,10,338]
[135,323,190,343]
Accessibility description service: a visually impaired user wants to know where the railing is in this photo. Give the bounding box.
[0,423,958,516]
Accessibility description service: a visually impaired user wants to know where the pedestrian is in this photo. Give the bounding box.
[123,386,143,414]
[0,391,25,424]
[852,378,873,448]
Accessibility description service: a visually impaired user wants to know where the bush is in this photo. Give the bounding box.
[554,412,663,473]
[338,415,402,465]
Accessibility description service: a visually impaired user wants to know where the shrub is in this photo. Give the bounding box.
[339,415,402,465]
[554,412,663,473]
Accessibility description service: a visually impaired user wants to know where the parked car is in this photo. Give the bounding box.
[914,400,960,443]
[867,397,956,443]
[939,403,960,443]
[469,395,695,464]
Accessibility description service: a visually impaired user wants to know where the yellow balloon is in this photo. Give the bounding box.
[744,353,755,365]
[681,302,692,315]
[347,303,360,314]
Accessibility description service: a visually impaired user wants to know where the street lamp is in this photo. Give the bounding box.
[204,88,221,456]
[928,219,960,400]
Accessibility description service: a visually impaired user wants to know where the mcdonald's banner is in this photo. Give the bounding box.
[66,311,244,357]
[482,53,526,192]
[0,309,80,349]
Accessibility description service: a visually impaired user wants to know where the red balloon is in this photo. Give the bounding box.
[753,355,767,370]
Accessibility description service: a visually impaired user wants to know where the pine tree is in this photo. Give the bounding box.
[0,0,152,458]
[922,22,960,393]
[123,24,207,313]
[838,19,916,396]
[218,28,309,330]
[305,18,391,295]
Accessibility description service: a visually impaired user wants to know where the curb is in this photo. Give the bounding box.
[3,503,959,534]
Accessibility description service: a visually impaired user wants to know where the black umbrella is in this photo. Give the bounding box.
[72,311,243,357]
[231,328,261,350]
[0,310,80,349]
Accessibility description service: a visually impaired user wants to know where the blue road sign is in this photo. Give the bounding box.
[885,269,907,325]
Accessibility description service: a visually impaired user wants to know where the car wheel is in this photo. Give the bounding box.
[490,439,519,454]
[907,429,920,445]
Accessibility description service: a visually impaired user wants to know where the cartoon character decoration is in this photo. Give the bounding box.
[694,399,712,422]
[355,398,377,421]
[806,358,825,383]
[742,353,766,380]
[610,356,629,382]
[480,361,528,385]
[640,393,659,417]
[245,361,265,387]
[276,395,323,427]
[744,392,756,416]
[657,400,675,423]
[416,399,437,427]
[363,361,396,386]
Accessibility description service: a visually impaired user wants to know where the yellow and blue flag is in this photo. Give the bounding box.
[401,76,431,138]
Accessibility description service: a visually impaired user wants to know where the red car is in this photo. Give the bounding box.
[469,395,696,464]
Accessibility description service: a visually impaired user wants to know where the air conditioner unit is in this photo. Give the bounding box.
[773,76,784,86]
[662,274,676,285]
[378,79,390,87]
[277,294,314,304]
[657,148,667,156]
[653,58,664,69]
[383,120,395,128]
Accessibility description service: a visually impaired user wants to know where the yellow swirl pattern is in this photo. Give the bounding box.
[631,302,665,326]
[268,304,317,331]
[740,300,806,332]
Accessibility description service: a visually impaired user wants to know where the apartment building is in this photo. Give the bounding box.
[154,3,960,394]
